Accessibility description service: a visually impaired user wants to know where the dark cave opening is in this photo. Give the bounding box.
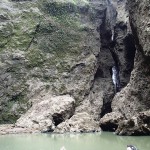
[100,101,112,118]
[100,122,118,132]
[52,113,64,126]
[124,33,136,73]
[94,67,104,78]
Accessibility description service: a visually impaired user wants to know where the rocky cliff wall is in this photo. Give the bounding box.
[0,0,149,135]
[100,0,150,135]
[110,0,150,135]
[0,0,111,131]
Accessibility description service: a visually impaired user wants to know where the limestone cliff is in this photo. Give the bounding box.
[111,0,150,135]
[0,0,149,135]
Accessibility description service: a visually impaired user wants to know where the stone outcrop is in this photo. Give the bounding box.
[0,0,102,123]
[0,0,116,131]
[116,111,150,136]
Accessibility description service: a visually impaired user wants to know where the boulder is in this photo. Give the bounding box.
[100,112,124,131]
[54,112,101,133]
[16,95,75,132]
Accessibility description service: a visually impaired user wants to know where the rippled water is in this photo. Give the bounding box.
[0,132,149,150]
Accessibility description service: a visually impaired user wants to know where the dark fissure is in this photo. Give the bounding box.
[97,3,136,118]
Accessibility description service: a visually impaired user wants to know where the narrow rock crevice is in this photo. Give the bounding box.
[124,33,136,74]
[98,1,136,118]
[100,97,113,118]
[25,23,41,51]
[98,7,119,117]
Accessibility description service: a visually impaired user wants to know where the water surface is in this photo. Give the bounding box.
[0,132,149,150]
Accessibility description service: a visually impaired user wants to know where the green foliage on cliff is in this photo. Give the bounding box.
[0,0,93,123]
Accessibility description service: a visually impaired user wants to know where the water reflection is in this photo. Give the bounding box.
[0,132,149,150]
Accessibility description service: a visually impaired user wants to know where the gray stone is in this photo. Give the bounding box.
[116,111,150,136]
[54,112,101,133]
[100,112,124,131]
[16,95,75,132]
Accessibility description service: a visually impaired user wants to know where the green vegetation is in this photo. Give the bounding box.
[44,2,77,16]
[0,90,30,124]
[26,49,46,68]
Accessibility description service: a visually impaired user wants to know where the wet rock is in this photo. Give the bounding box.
[100,112,124,131]
[16,95,75,132]
[116,111,150,136]
[0,124,39,135]
[54,112,101,133]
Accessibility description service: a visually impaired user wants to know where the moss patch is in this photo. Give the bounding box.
[26,49,46,68]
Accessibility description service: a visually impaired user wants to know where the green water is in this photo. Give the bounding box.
[0,132,149,150]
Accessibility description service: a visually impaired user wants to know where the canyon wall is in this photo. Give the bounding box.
[0,0,149,135]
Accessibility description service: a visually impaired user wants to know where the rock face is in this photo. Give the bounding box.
[0,0,102,123]
[128,0,150,57]
[0,0,115,131]
[109,0,150,135]
[0,0,149,135]
[112,0,150,119]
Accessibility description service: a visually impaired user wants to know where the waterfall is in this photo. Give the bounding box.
[111,28,115,41]
[112,66,120,93]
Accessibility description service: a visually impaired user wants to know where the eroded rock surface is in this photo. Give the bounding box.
[100,112,124,131]
[54,112,100,133]
[112,0,150,119]
[0,0,102,124]
[109,0,150,135]
[0,0,116,132]
[116,111,150,136]
[16,95,75,132]
[0,0,149,135]
[0,124,39,135]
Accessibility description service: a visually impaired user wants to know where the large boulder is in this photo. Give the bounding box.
[16,95,75,132]
[54,112,101,133]
[100,112,124,131]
